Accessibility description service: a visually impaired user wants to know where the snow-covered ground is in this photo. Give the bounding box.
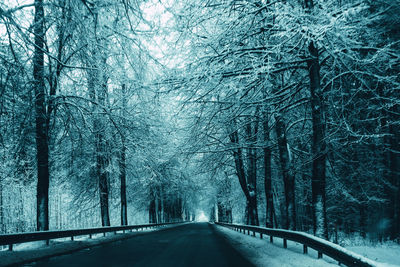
[346,243,400,267]
[215,225,400,267]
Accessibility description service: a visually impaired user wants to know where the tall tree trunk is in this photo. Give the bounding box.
[33,0,49,232]
[275,113,296,230]
[88,7,111,227]
[96,131,110,226]
[308,41,328,238]
[263,106,274,228]
[160,186,164,223]
[120,84,128,226]
[157,190,163,223]
[149,187,156,223]
[155,193,159,223]
[386,109,400,240]
[119,142,127,225]
[149,199,156,223]
[0,181,3,233]
[229,118,259,226]
[245,115,259,226]
[304,0,328,237]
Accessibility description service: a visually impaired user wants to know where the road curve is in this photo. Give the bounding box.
[23,223,255,267]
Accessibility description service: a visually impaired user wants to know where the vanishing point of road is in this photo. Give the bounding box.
[24,223,255,267]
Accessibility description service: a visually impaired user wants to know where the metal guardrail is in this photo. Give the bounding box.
[215,222,376,267]
[0,221,185,251]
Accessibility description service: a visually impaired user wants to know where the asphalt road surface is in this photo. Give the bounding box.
[23,223,255,267]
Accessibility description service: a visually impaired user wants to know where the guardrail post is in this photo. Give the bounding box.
[303,245,308,254]
[283,239,287,248]
[8,244,13,251]
[71,236,74,241]
[252,231,256,237]
[318,252,323,259]
[89,234,92,239]
[103,232,106,237]
[46,239,49,246]
[270,236,273,243]
[247,230,250,235]
[260,233,263,239]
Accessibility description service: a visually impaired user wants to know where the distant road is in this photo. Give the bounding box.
[24,223,255,267]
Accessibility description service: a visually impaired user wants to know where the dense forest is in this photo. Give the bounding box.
[0,0,399,244]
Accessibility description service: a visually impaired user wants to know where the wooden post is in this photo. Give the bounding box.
[318,252,323,259]
[260,233,263,239]
[270,236,273,243]
[8,244,13,251]
[71,236,74,241]
[283,239,287,248]
[303,245,308,254]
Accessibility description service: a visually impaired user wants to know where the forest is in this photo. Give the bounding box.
[0,0,399,245]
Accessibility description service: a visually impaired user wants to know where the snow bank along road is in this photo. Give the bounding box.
[17,223,254,267]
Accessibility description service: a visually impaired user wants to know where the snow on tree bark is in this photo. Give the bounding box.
[33,0,49,232]
[305,18,328,238]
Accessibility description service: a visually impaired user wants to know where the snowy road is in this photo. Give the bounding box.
[22,223,254,267]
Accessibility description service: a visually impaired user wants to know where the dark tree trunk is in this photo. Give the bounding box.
[97,131,110,226]
[156,190,161,223]
[230,129,249,199]
[209,205,216,222]
[120,84,128,226]
[245,115,259,226]
[275,113,296,230]
[302,173,313,231]
[120,143,127,225]
[359,203,366,238]
[95,77,110,227]
[229,118,259,226]
[217,202,233,223]
[86,8,111,227]
[307,39,328,239]
[160,187,164,223]
[149,195,156,224]
[33,0,49,232]
[263,109,274,228]
[385,107,400,240]
[0,182,3,233]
